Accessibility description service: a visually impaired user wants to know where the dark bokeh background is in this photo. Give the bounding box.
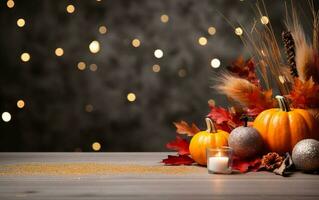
[0,0,314,152]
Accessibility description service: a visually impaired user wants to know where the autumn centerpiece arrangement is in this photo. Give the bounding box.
[162,2,319,175]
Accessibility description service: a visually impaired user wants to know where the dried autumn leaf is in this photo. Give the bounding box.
[287,78,319,108]
[173,121,200,136]
[207,105,242,132]
[232,157,261,173]
[166,136,190,155]
[207,106,232,124]
[227,57,260,86]
[162,155,195,165]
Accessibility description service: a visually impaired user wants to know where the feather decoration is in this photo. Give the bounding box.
[310,0,319,50]
[215,75,275,115]
[287,3,319,84]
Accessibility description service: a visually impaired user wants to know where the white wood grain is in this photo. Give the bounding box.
[0,153,319,200]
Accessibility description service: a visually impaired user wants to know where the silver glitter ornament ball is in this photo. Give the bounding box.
[292,139,319,171]
[228,126,263,159]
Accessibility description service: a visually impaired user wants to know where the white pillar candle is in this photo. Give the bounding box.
[208,156,229,173]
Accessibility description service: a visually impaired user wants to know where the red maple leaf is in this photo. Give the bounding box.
[287,78,319,108]
[162,155,195,165]
[232,157,261,173]
[227,57,260,86]
[207,106,232,124]
[173,121,200,136]
[207,105,242,132]
[166,136,190,155]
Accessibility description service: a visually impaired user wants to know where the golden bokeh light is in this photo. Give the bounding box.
[89,40,100,53]
[92,142,101,151]
[7,0,15,8]
[208,26,216,35]
[85,104,93,112]
[99,26,107,34]
[198,37,207,46]
[17,100,25,109]
[55,48,64,56]
[132,39,141,48]
[208,99,215,107]
[211,58,221,68]
[178,69,186,77]
[154,49,163,58]
[160,14,169,23]
[278,75,286,84]
[152,64,160,73]
[17,18,25,27]
[77,62,86,70]
[21,52,30,62]
[1,112,11,122]
[127,93,136,102]
[89,64,98,72]
[235,27,243,36]
[260,16,269,25]
[66,4,75,14]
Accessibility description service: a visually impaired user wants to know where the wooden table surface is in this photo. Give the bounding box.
[0,153,319,200]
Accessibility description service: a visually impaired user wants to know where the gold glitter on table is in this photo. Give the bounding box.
[0,163,204,176]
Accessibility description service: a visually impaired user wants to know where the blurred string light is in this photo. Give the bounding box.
[211,58,221,68]
[234,27,243,36]
[17,100,25,109]
[261,50,266,57]
[154,49,163,58]
[160,14,169,23]
[17,18,25,27]
[178,69,187,77]
[260,16,269,25]
[127,93,136,102]
[66,4,75,14]
[198,37,207,46]
[99,26,107,34]
[77,61,86,70]
[89,40,100,53]
[85,104,93,112]
[131,38,141,48]
[152,64,160,73]
[21,52,30,62]
[92,142,101,151]
[208,26,216,35]
[55,48,64,56]
[89,64,98,71]
[2,112,11,122]
[7,0,14,8]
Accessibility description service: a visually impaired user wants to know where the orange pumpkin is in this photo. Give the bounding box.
[189,118,229,165]
[307,108,319,123]
[253,95,318,154]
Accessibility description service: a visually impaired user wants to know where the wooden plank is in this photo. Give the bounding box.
[0,153,319,200]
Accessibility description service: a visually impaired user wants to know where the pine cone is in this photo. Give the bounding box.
[261,152,284,171]
[282,31,298,77]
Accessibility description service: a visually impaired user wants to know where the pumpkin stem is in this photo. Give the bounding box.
[275,95,290,112]
[205,118,217,133]
[240,115,251,127]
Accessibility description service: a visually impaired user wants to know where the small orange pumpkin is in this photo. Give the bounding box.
[253,95,319,154]
[189,118,229,165]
